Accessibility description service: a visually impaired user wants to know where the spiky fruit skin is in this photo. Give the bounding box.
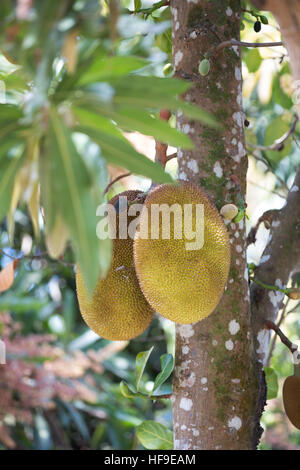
[76,190,154,341]
[283,375,300,429]
[133,182,231,324]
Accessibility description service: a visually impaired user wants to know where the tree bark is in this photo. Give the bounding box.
[250,0,300,365]
[171,0,264,450]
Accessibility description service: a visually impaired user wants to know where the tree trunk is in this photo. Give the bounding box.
[250,0,300,364]
[171,0,264,450]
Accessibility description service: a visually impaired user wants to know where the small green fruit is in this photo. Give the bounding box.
[163,63,173,76]
[198,58,210,76]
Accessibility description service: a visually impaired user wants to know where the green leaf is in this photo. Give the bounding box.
[78,56,148,86]
[0,104,23,124]
[136,421,173,450]
[272,73,293,110]
[78,125,173,183]
[264,366,279,400]
[111,75,190,100]
[177,101,220,128]
[120,381,138,399]
[102,106,194,148]
[136,346,154,392]
[75,102,194,148]
[244,48,262,73]
[264,116,292,162]
[0,146,25,221]
[134,0,142,11]
[107,75,218,128]
[44,106,110,292]
[260,15,269,24]
[73,107,121,137]
[151,354,174,396]
[155,28,172,55]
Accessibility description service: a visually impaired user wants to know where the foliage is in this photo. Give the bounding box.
[0,0,299,451]
[0,0,216,292]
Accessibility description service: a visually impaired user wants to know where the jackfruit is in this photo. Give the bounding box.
[76,190,154,341]
[133,182,231,324]
[283,375,300,429]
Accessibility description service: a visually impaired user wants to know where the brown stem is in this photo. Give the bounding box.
[103,172,132,195]
[166,152,177,163]
[248,150,289,191]
[266,298,291,366]
[247,209,280,246]
[248,116,298,151]
[154,109,172,168]
[264,320,298,355]
[210,39,283,57]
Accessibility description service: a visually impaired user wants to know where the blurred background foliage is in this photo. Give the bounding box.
[0,0,299,450]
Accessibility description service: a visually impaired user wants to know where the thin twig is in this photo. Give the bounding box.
[264,320,298,356]
[248,149,289,192]
[130,0,169,18]
[247,180,286,199]
[266,296,292,366]
[166,152,177,163]
[0,248,74,267]
[248,116,298,152]
[103,172,132,195]
[293,135,300,150]
[0,249,16,260]
[246,209,280,246]
[250,276,293,295]
[209,39,284,57]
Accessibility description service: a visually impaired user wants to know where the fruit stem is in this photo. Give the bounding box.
[251,277,294,295]
[103,172,132,195]
[294,363,300,378]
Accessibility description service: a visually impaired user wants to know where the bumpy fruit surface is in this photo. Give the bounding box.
[133,183,231,324]
[283,375,300,429]
[76,190,154,341]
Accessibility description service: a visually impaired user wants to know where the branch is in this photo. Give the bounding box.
[247,209,280,246]
[208,39,283,57]
[155,109,171,168]
[0,248,74,267]
[166,152,177,163]
[248,116,298,152]
[103,172,131,195]
[264,320,298,356]
[130,0,169,18]
[247,179,286,199]
[251,164,300,338]
[266,276,297,366]
[250,276,298,296]
[248,149,289,192]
